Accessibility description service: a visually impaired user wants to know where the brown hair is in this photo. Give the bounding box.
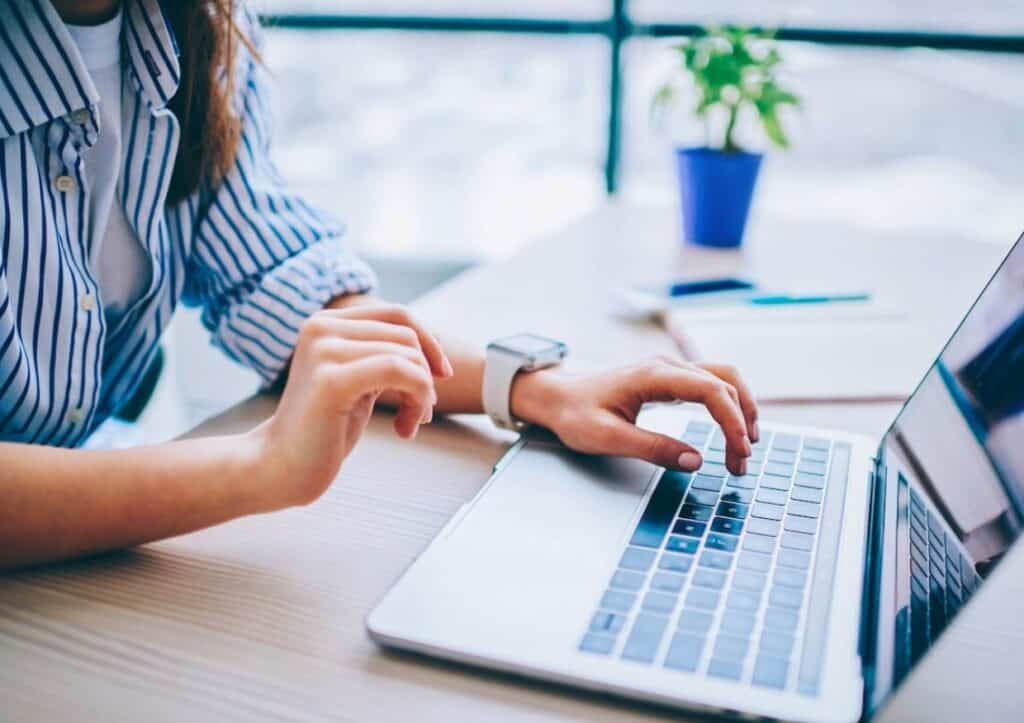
[164,1,257,203]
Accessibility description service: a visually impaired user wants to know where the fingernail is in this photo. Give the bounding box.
[739,458,748,476]
[443,357,454,377]
[751,421,760,443]
[678,451,702,470]
[743,436,752,456]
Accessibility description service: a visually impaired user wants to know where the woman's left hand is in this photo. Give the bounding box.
[511,356,759,476]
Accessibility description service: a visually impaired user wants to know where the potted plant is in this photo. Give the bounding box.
[653,26,800,248]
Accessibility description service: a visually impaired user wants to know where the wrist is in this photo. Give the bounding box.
[509,367,570,428]
[233,424,284,514]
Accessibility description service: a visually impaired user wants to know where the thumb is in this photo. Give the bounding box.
[602,417,704,471]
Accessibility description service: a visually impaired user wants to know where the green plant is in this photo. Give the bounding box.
[652,26,800,153]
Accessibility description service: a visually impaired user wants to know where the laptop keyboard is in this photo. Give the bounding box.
[906,487,981,665]
[580,421,846,695]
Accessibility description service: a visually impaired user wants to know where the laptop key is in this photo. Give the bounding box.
[790,485,823,504]
[788,500,821,519]
[804,437,831,451]
[706,533,739,552]
[776,548,811,569]
[703,449,726,464]
[747,518,781,537]
[692,474,725,492]
[774,567,808,589]
[757,488,788,506]
[794,473,825,490]
[772,434,800,451]
[727,474,758,490]
[713,634,750,662]
[780,531,814,552]
[642,591,678,614]
[768,449,797,464]
[687,489,719,507]
[629,470,692,549]
[580,633,615,655]
[720,488,754,504]
[719,611,756,636]
[664,633,705,672]
[659,553,694,573]
[717,501,750,519]
[700,462,729,478]
[693,568,727,590]
[687,587,721,610]
[760,631,795,657]
[769,585,804,610]
[711,516,744,535]
[761,476,792,492]
[673,519,707,538]
[620,547,656,571]
[727,590,761,613]
[600,590,636,613]
[753,656,790,689]
[738,550,772,572]
[798,461,827,476]
[622,614,669,663]
[651,572,686,593]
[677,609,714,634]
[733,570,767,593]
[784,515,817,535]
[764,462,795,478]
[610,569,646,591]
[743,534,776,554]
[764,607,799,632]
[700,550,734,570]
[666,535,699,555]
[800,448,829,463]
[590,611,627,634]
[680,503,714,522]
[751,502,785,521]
[708,659,743,680]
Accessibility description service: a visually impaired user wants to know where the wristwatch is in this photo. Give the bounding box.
[483,334,568,430]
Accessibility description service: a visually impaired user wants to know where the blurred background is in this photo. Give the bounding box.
[137,0,1024,444]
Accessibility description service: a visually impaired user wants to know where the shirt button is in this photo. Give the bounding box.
[55,175,75,193]
[66,408,85,425]
[79,293,97,312]
[71,108,90,125]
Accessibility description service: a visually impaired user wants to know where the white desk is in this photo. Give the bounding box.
[1,204,1019,722]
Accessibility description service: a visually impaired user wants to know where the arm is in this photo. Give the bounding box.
[0,315,442,571]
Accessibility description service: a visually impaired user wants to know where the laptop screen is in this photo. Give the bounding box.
[874,233,1024,700]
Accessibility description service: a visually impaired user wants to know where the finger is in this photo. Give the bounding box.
[698,362,759,443]
[313,337,432,376]
[634,364,751,475]
[317,355,436,433]
[593,414,705,471]
[322,304,453,378]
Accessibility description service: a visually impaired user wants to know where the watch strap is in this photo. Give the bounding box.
[482,346,528,430]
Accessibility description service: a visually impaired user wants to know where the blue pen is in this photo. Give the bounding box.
[747,293,871,306]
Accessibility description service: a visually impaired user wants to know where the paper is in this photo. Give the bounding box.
[664,302,936,403]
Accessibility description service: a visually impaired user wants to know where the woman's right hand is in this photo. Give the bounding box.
[247,303,453,511]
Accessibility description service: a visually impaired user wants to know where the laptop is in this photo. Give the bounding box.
[367,232,1024,722]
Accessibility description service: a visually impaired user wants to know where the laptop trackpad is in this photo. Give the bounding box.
[370,441,658,664]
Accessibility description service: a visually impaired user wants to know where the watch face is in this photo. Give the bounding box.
[496,334,563,355]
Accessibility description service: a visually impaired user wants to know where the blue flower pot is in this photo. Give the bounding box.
[675,147,763,249]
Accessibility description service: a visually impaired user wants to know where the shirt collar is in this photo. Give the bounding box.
[0,0,180,141]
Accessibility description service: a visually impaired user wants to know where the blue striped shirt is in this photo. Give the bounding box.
[0,0,376,447]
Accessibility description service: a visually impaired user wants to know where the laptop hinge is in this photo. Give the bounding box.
[858,454,887,717]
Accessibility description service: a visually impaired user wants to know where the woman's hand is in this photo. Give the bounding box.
[249,304,453,511]
[511,356,758,476]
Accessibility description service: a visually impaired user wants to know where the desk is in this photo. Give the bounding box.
[1,204,1019,722]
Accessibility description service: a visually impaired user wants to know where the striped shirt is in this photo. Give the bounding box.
[0,0,376,447]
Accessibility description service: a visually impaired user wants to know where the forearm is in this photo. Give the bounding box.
[0,435,264,570]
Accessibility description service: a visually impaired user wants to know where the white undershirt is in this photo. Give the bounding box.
[66,11,152,326]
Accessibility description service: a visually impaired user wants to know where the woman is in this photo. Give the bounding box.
[0,0,757,569]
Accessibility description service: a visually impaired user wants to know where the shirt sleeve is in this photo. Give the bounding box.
[180,11,376,386]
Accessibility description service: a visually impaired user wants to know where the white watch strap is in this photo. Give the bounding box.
[483,346,527,430]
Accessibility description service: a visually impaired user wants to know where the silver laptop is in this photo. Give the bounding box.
[368,233,1024,723]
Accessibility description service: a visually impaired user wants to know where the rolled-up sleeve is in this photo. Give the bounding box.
[181,15,376,385]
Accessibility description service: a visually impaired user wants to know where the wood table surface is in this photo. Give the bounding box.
[1,203,1019,722]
